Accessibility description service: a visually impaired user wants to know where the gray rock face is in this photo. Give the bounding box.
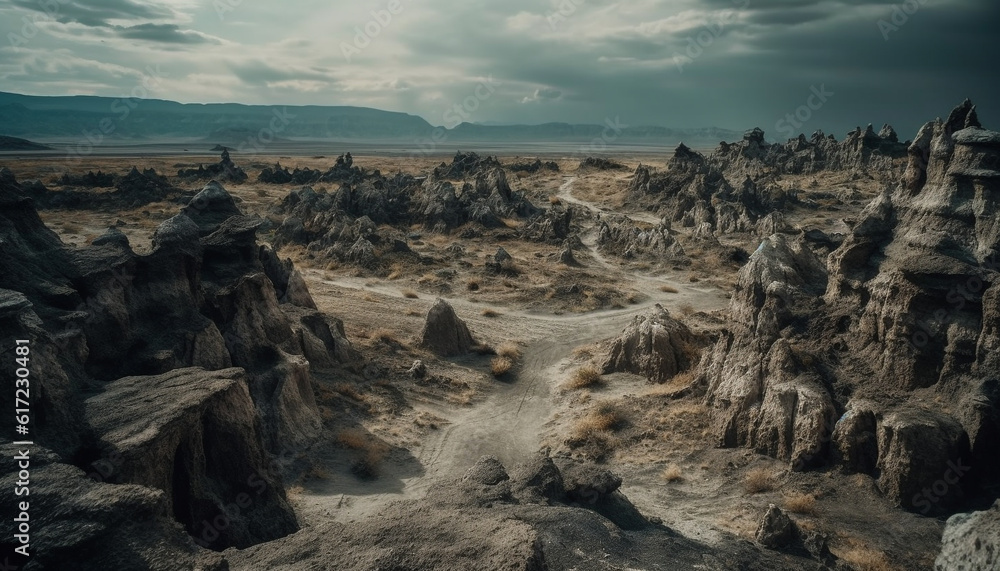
[84,368,298,549]
[0,444,202,571]
[756,504,796,549]
[0,173,353,561]
[601,304,698,383]
[596,215,685,261]
[420,298,476,356]
[700,234,835,470]
[936,500,1000,571]
[697,101,1000,509]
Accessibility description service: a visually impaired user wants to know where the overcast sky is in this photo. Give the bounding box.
[1,0,996,138]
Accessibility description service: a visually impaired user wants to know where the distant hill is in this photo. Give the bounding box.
[0,91,740,147]
[0,134,53,151]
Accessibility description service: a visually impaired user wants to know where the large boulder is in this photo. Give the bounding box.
[84,368,298,549]
[420,299,476,356]
[601,304,698,383]
[936,500,1000,571]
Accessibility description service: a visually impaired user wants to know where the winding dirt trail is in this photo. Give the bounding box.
[296,180,729,525]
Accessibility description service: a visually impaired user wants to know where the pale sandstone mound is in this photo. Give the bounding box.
[420,298,476,356]
[601,304,698,383]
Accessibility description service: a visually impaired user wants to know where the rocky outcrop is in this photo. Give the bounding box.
[578,157,626,170]
[0,443,210,571]
[627,149,794,239]
[596,215,685,261]
[420,298,476,356]
[258,153,365,185]
[227,454,816,570]
[698,101,1000,511]
[177,149,248,183]
[936,500,1000,571]
[711,124,908,180]
[0,176,354,557]
[83,368,297,549]
[601,304,698,383]
[433,151,502,179]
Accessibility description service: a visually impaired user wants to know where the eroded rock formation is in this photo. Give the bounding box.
[697,100,1000,514]
[601,304,699,383]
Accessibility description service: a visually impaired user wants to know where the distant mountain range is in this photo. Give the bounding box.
[0,91,740,147]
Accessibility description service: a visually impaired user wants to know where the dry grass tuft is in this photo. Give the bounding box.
[783,492,818,515]
[662,464,684,482]
[679,303,695,317]
[337,429,390,480]
[467,278,481,291]
[481,308,500,318]
[565,365,603,390]
[491,356,514,377]
[401,288,419,299]
[659,285,679,293]
[332,383,366,402]
[744,468,776,494]
[570,403,626,446]
[835,539,899,571]
[363,292,380,303]
[496,342,522,360]
[549,195,561,205]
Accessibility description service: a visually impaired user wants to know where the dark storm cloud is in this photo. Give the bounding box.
[0,0,996,136]
[116,23,218,45]
[11,0,173,27]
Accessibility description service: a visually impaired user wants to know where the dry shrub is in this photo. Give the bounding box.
[467,278,481,291]
[405,309,421,317]
[688,276,700,283]
[497,342,522,360]
[549,195,561,205]
[337,429,390,480]
[565,365,602,390]
[744,468,776,494]
[491,356,514,377]
[363,292,380,303]
[332,383,365,402]
[387,263,404,280]
[783,492,818,515]
[836,540,899,571]
[417,273,437,284]
[481,308,500,318]
[660,285,679,293]
[401,288,419,299]
[662,464,684,482]
[679,303,695,317]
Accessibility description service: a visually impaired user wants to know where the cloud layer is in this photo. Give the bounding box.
[1,0,996,138]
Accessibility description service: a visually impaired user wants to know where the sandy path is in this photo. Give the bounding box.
[296,183,729,525]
